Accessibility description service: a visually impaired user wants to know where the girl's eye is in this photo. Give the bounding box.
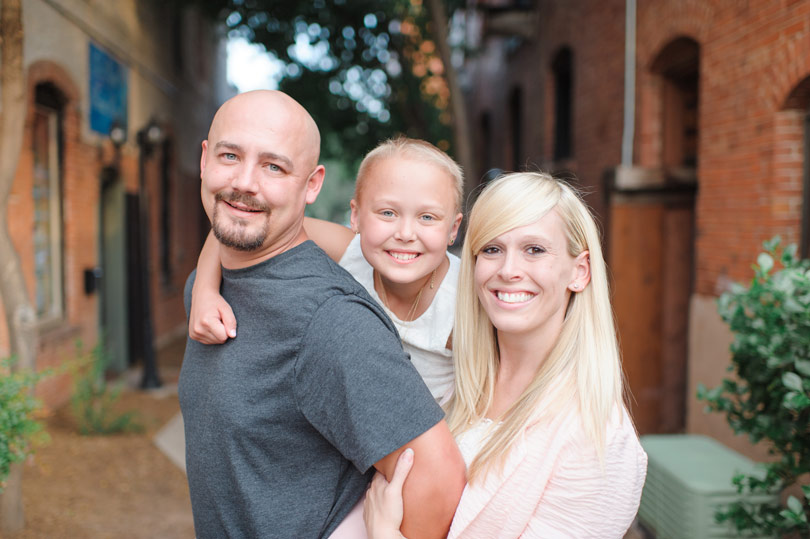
[380,210,395,217]
[420,214,435,222]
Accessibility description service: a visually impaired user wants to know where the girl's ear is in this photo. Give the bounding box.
[449,212,463,245]
[349,199,360,234]
[569,250,591,292]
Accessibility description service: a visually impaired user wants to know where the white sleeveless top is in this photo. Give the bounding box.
[339,234,459,400]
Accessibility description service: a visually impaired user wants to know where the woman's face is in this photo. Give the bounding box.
[474,210,588,340]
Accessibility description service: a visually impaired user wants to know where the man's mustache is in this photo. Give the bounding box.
[215,191,271,213]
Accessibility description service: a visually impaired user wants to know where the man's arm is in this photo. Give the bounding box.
[374,421,466,539]
[303,216,354,262]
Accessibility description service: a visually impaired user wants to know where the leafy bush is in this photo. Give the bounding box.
[70,343,142,436]
[0,358,48,492]
[698,237,810,536]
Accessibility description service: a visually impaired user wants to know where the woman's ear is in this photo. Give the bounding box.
[569,250,591,292]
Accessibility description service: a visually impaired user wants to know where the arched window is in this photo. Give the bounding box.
[804,106,810,258]
[778,76,810,258]
[32,83,66,321]
[650,37,699,173]
[551,47,573,161]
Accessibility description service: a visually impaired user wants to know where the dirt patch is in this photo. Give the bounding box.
[13,345,195,538]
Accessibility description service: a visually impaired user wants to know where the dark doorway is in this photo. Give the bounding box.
[99,167,129,371]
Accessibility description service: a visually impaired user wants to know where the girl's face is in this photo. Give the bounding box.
[350,156,463,285]
[473,211,589,340]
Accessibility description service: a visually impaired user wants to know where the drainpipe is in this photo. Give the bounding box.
[621,0,637,167]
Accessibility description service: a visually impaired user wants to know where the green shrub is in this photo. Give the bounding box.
[0,358,49,492]
[698,237,810,536]
[70,343,142,436]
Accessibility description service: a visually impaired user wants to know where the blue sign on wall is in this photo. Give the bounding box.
[89,43,128,136]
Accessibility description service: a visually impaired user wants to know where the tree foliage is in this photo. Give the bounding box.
[186,0,464,166]
[698,237,810,537]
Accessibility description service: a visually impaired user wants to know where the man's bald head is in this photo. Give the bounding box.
[199,90,326,266]
[208,90,321,171]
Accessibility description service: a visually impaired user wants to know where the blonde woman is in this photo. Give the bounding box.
[365,172,648,538]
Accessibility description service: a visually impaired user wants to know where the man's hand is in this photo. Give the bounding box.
[365,448,413,539]
[189,287,236,344]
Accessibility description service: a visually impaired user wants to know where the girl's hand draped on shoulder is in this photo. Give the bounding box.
[189,282,236,344]
[364,448,414,539]
[189,231,236,344]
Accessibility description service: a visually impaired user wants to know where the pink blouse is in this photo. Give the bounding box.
[448,405,647,538]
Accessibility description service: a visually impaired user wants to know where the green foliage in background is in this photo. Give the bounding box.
[0,358,48,492]
[698,237,810,537]
[182,0,463,164]
[71,343,142,436]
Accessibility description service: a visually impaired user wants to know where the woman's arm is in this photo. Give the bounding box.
[189,231,236,344]
[303,216,355,262]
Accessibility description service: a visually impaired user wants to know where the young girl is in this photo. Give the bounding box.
[189,137,464,400]
[365,172,647,538]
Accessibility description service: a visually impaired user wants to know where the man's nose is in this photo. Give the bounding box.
[231,162,259,193]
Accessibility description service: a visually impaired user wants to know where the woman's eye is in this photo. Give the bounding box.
[481,246,500,255]
[527,246,546,255]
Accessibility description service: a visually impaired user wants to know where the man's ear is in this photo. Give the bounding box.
[305,165,326,204]
[349,199,359,234]
[200,140,209,179]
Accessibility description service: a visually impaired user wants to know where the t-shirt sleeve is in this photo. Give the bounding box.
[294,293,446,473]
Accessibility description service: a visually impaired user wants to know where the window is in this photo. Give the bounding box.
[552,47,573,161]
[801,107,810,258]
[31,84,65,321]
[160,139,173,284]
[509,86,523,170]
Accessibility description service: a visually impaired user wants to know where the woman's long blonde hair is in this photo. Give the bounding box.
[447,172,625,482]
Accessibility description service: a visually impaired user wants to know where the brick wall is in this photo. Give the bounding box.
[464,0,810,445]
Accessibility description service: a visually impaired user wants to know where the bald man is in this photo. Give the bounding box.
[178,91,466,539]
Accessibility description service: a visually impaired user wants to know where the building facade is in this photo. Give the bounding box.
[0,0,229,407]
[462,0,810,458]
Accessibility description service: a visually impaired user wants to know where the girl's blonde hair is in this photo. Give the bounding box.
[447,171,625,482]
[354,136,464,211]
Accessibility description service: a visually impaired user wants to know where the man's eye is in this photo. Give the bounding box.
[267,163,281,172]
[224,153,237,160]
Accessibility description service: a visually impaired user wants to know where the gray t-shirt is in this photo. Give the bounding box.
[178,241,444,538]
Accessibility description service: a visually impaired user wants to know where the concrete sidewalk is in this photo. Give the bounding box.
[155,411,186,473]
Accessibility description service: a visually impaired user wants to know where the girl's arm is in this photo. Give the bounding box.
[303,216,355,262]
[189,216,354,344]
[189,231,236,344]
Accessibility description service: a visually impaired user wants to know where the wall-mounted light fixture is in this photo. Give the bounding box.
[109,121,127,147]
